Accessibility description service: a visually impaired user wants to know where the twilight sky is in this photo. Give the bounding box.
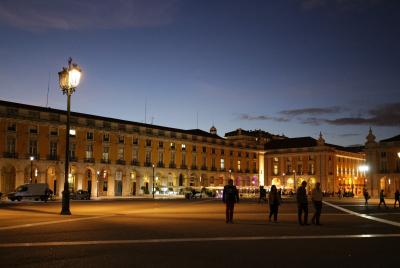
[0,0,399,146]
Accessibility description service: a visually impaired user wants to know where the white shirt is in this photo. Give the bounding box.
[311,188,323,202]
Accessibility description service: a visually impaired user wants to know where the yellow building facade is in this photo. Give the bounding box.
[365,129,400,197]
[264,134,366,195]
[0,100,262,197]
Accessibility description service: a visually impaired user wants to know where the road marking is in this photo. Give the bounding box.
[0,199,215,231]
[323,201,400,228]
[0,215,114,231]
[1,234,400,248]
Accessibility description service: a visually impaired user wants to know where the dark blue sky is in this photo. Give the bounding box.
[0,0,399,146]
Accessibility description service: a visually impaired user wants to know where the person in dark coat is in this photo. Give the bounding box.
[268,185,281,222]
[379,189,387,208]
[258,186,267,203]
[297,181,309,225]
[311,182,323,225]
[363,188,370,207]
[394,190,399,208]
[223,179,239,223]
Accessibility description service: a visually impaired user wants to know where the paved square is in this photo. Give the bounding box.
[0,197,399,267]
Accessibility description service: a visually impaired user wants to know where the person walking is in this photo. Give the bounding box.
[378,189,387,208]
[311,182,323,225]
[222,179,239,223]
[363,188,370,207]
[268,185,281,222]
[394,190,400,208]
[296,181,309,226]
[258,186,267,204]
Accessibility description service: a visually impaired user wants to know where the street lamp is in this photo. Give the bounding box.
[358,164,369,191]
[96,171,100,198]
[59,57,82,215]
[229,169,232,182]
[30,156,34,183]
[293,170,296,192]
[152,164,155,199]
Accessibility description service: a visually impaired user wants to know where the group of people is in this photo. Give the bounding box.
[222,179,323,225]
[363,188,400,208]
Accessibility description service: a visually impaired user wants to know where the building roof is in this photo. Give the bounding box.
[380,134,400,143]
[264,136,364,153]
[0,99,224,140]
[264,137,317,150]
[224,128,284,138]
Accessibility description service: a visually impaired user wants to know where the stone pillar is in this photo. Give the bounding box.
[92,173,98,198]
[77,172,83,190]
[15,170,25,187]
[258,153,265,186]
[107,173,115,197]
[59,172,65,197]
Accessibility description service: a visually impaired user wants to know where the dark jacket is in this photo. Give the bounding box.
[223,185,239,203]
[268,191,281,205]
[296,186,308,204]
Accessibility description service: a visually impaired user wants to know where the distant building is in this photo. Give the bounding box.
[264,133,366,195]
[0,100,261,197]
[225,128,286,147]
[365,129,400,197]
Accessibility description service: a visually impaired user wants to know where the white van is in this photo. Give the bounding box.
[8,183,51,202]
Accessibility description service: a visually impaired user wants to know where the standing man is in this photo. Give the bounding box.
[258,186,267,203]
[363,188,370,207]
[378,189,388,208]
[311,182,323,225]
[394,189,399,208]
[223,179,239,223]
[297,181,309,226]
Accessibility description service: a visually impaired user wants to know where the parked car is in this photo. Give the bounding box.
[8,183,51,202]
[70,190,90,200]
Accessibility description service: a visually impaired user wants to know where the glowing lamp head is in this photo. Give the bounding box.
[398,152,400,159]
[30,156,34,161]
[58,58,82,91]
[359,165,369,172]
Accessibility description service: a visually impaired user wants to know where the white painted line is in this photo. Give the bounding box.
[0,215,114,231]
[0,199,214,231]
[1,233,400,248]
[323,201,400,228]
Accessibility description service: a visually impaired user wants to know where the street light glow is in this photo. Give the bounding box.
[358,165,369,172]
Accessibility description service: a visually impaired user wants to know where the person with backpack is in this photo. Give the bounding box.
[268,185,281,222]
[363,188,370,207]
[379,189,387,208]
[258,186,267,203]
[394,190,400,208]
[222,179,239,223]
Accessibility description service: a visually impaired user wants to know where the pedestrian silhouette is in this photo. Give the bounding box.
[378,189,387,208]
[258,186,267,203]
[311,182,323,225]
[222,179,239,223]
[268,185,281,222]
[363,188,370,207]
[394,190,400,208]
[297,181,309,226]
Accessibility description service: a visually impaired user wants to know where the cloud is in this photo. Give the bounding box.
[325,103,400,126]
[337,133,361,137]
[0,0,178,31]
[239,103,400,127]
[279,106,342,116]
[239,114,289,122]
[300,0,388,11]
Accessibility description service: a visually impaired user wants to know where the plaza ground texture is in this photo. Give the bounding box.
[0,196,399,268]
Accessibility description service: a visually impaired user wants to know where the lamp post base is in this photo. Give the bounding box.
[60,191,71,215]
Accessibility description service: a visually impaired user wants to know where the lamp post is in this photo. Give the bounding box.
[30,156,34,183]
[152,164,155,199]
[229,169,232,182]
[358,164,369,191]
[96,171,100,198]
[282,172,285,190]
[293,170,296,193]
[59,58,82,215]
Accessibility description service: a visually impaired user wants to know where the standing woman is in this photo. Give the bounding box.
[268,185,281,222]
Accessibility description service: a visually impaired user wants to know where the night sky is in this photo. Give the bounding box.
[0,0,399,146]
